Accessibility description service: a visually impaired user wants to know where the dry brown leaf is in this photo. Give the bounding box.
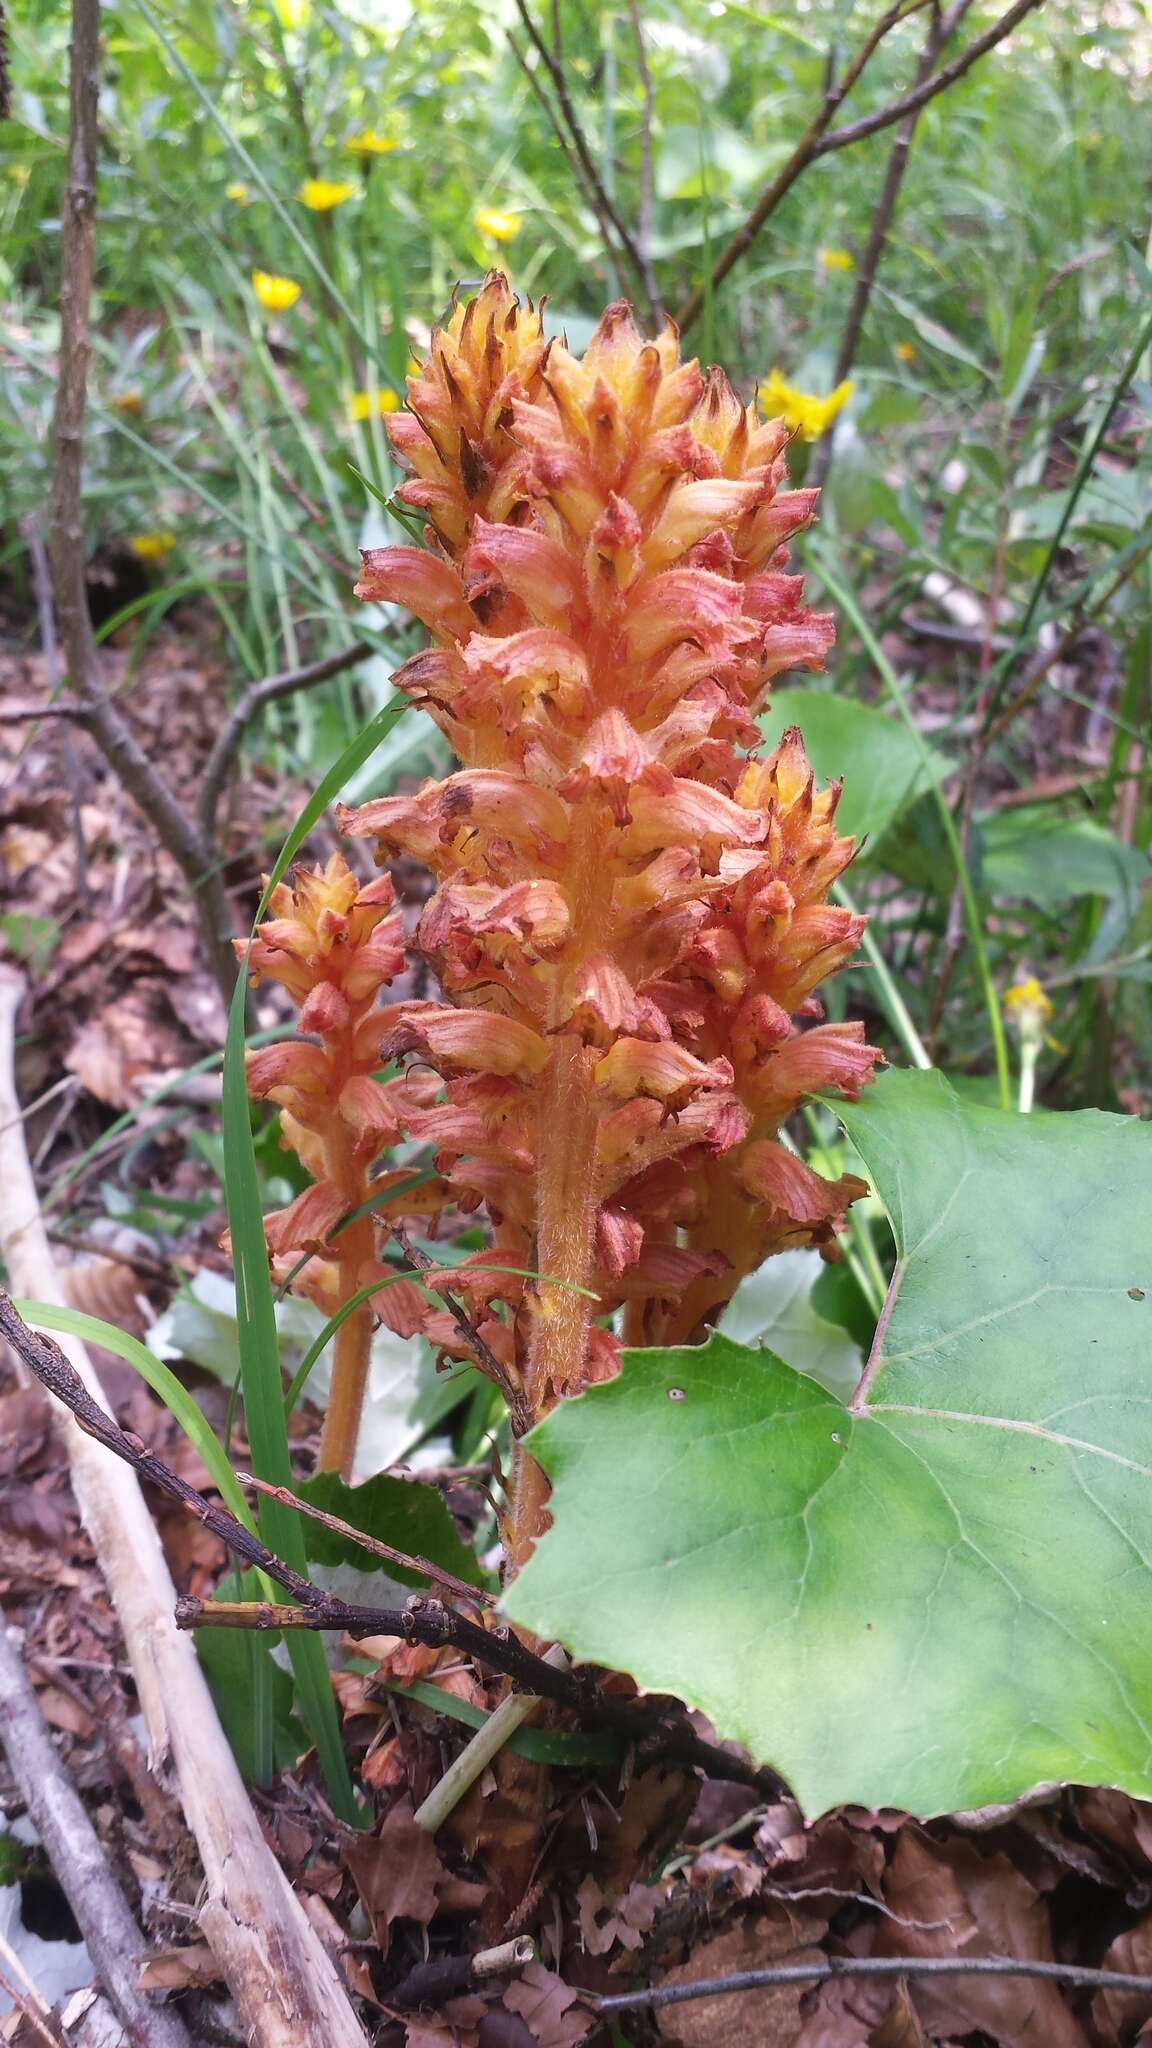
[136,1944,220,1992]
[0,1482,72,1547]
[656,1907,828,2048]
[1092,1911,1152,2043]
[65,983,194,1108]
[404,1995,486,2048]
[500,1963,592,2048]
[343,1797,449,1950]
[874,1828,1089,2048]
[868,1981,929,2048]
[35,1684,96,1737]
[59,1254,148,1331]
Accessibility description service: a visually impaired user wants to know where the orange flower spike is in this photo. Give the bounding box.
[338,277,880,1552]
[238,854,418,1476]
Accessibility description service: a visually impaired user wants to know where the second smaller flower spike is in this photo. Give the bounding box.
[335,275,882,1452]
[235,856,443,1477]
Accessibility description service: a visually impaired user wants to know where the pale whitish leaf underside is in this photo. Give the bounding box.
[506,1069,1152,1818]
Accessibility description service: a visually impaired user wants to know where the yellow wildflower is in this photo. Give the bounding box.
[347,388,401,422]
[820,246,855,273]
[111,392,143,416]
[474,207,522,242]
[298,177,356,212]
[1004,976,1053,1032]
[226,181,252,204]
[252,270,302,312]
[128,530,176,563]
[345,129,398,155]
[759,369,854,443]
[894,341,916,363]
[8,164,31,186]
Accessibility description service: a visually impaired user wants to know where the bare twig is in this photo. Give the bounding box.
[0,969,370,2048]
[595,1952,1152,2015]
[197,637,372,843]
[0,0,11,120]
[816,0,1044,153]
[47,0,237,1006]
[625,0,663,323]
[675,0,1045,331]
[509,29,613,258]
[512,0,663,324]
[238,1470,497,1609]
[24,524,91,910]
[809,0,974,488]
[0,700,93,722]
[0,1619,193,2048]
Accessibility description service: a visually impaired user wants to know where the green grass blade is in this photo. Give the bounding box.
[222,693,409,1820]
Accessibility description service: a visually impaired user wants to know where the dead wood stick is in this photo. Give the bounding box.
[0,967,369,2048]
[0,1619,193,2048]
[596,1952,1152,2014]
[197,638,373,844]
[48,0,237,1007]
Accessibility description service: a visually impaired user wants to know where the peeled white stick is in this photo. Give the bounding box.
[0,1618,192,2048]
[0,967,368,2048]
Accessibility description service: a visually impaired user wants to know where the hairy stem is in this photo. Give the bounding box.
[316,1123,375,1479]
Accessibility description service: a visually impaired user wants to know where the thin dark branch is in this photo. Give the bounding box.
[0,0,11,121]
[508,30,616,266]
[809,0,973,488]
[596,1952,1152,2015]
[675,0,1044,332]
[512,0,663,325]
[24,525,92,910]
[0,1291,787,1801]
[0,700,94,722]
[816,0,1043,155]
[625,0,663,323]
[47,0,237,1007]
[197,637,372,843]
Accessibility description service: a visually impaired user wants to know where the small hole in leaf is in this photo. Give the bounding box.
[830,1432,842,1444]
[667,1386,686,1401]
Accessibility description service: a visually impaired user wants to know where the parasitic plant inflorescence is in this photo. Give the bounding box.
[246,276,882,1526]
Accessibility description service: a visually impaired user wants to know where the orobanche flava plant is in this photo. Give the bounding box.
[245,276,881,1565]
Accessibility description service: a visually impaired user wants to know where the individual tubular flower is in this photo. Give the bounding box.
[238,854,439,1478]
[333,274,881,1557]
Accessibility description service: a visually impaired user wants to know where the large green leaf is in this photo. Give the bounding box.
[506,1069,1152,1819]
[979,807,1148,912]
[759,690,951,847]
